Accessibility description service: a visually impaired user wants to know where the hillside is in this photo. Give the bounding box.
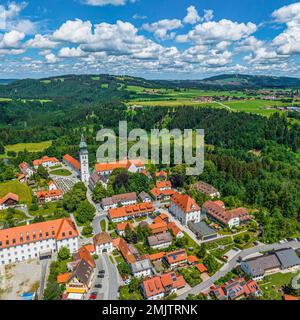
[0,74,300,101]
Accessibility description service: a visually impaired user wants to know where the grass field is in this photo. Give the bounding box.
[0,180,32,204]
[259,272,297,300]
[0,98,12,101]
[50,169,72,176]
[127,100,220,108]
[0,209,27,222]
[1,140,52,158]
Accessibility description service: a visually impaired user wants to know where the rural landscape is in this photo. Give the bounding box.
[0,0,300,306]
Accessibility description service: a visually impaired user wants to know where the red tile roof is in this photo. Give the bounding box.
[196,263,208,273]
[188,255,199,264]
[57,273,73,284]
[148,252,166,261]
[77,246,95,268]
[171,192,200,213]
[203,201,250,225]
[33,156,59,167]
[0,218,78,249]
[143,276,165,298]
[165,249,188,265]
[63,154,81,171]
[94,232,113,245]
[167,222,182,237]
[37,189,62,200]
[151,188,175,198]
[149,221,168,234]
[284,294,298,301]
[108,202,154,220]
[161,272,186,290]
[155,171,168,178]
[116,222,134,232]
[0,192,19,205]
[156,180,172,189]
[113,237,137,264]
[95,159,144,173]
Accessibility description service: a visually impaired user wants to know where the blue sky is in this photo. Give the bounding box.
[0,0,300,79]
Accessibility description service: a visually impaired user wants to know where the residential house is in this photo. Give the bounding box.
[155,171,168,179]
[0,218,79,265]
[169,192,201,225]
[148,252,166,262]
[192,181,220,198]
[94,232,113,254]
[167,222,184,238]
[202,200,250,229]
[19,162,34,178]
[95,159,145,176]
[148,221,169,235]
[139,191,152,203]
[101,192,137,211]
[142,276,165,300]
[0,193,19,210]
[32,156,60,169]
[48,180,58,191]
[116,222,135,237]
[165,249,188,268]
[150,180,175,201]
[108,202,154,223]
[37,189,63,204]
[130,258,153,278]
[148,232,173,249]
[160,272,186,295]
[211,277,262,300]
[113,238,139,264]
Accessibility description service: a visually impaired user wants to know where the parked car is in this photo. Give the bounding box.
[89,293,97,300]
[98,270,105,274]
[253,241,259,246]
[98,274,105,278]
[95,284,102,289]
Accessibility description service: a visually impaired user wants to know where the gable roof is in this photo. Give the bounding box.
[33,156,59,167]
[37,189,62,199]
[94,232,113,246]
[156,180,172,189]
[95,159,144,173]
[165,249,188,265]
[171,192,200,213]
[142,276,165,298]
[0,192,19,205]
[63,154,81,171]
[108,202,154,220]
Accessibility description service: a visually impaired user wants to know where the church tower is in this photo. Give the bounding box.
[79,133,90,185]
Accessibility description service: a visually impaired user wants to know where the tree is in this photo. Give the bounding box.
[203,255,219,274]
[43,282,61,300]
[37,165,49,180]
[92,183,107,203]
[197,243,207,259]
[118,261,131,276]
[76,200,95,224]
[58,247,70,261]
[0,143,4,155]
[124,224,138,243]
[129,277,140,293]
[82,224,93,237]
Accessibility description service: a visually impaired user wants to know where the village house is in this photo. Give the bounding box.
[63,154,81,175]
[37,189,63,204]
[148,232,173,249]
[94,232,113,254]
[202,200,250,229]
[155,170,168,179]
[139,191,152,203]
[108,202,154,223]
[165,249,188,268]
[167,222,184,238]
[241,248,300,281]
[169,192,201,225]
[101,192,137,211]
[148,221,169,235]
[0,218,79,265]
[0,193,19,210]
[130,258,153,278]
[95,159,145,176]
[211,277,262,300]
[141,272,186,300]
[150,181,175,201]
[32,156,60,169]
[19,162,34,178]
[192,181,220,198]
[48,180,58,191]
[116,222,135,237]
[88,172,103,191]
[113,237,140,264]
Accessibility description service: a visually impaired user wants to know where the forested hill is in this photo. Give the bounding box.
[0,73,300,101]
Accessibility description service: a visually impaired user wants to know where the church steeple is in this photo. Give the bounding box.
[79,133,87,150]
[79,132,90,185]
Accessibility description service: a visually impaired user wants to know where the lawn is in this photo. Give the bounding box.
[1,140,52,158]
[0,180,32,204]
[100,219,106,232]
[178,266,202,287]
[119,286,143,300]
[29,202,58,216]
[0,209,27,222]
[50,169,72,176]
[259,272,297,300]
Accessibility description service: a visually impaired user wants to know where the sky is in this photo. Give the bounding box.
[0,0,300,79]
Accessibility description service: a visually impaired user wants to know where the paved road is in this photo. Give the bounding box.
[92,214,108,235]
[39,260,49,300]
[176,240,300,300]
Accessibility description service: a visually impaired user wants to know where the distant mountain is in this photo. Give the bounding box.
[201,74,300,88]
[0,79,18,85]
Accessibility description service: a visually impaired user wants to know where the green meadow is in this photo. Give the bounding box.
[1,140,52,158]
[0,180,32,204]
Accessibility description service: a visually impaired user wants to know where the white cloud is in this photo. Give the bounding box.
[58,47,86,58]
[203,9,214,22]
[53,19,92,43]
[272,2,300,23]
[132,14,147,20]
[26,34,59,49]
[45,53,58,64]
[0,30,25,48]
[143,19,182,40]
[183,6,200,25]
[82,0,136,6]
[176,19,257,44]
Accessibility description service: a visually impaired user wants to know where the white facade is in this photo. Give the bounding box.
[95,241,113,254]
[48,182,58,191]
[33,160,60,170]
[132,268,152,279]
[169,202,201,226]
[79,135,90,185]
[150,241,172,250]
[228,217,240,229]
[0,237,78,265]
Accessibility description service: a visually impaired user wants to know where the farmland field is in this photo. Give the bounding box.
[127,99,220,108]
[0,180,32,204]
[1,140,52,158]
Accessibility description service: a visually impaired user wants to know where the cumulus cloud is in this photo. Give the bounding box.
[143,19,183,40]
[82,0,136,6]
[45,53,58,63]
[0,30,25,48]
[26,34,59,49]
[53,19,92,43]
[183,6,200,25]
[272,2,300,23]
[58,46,86,58]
